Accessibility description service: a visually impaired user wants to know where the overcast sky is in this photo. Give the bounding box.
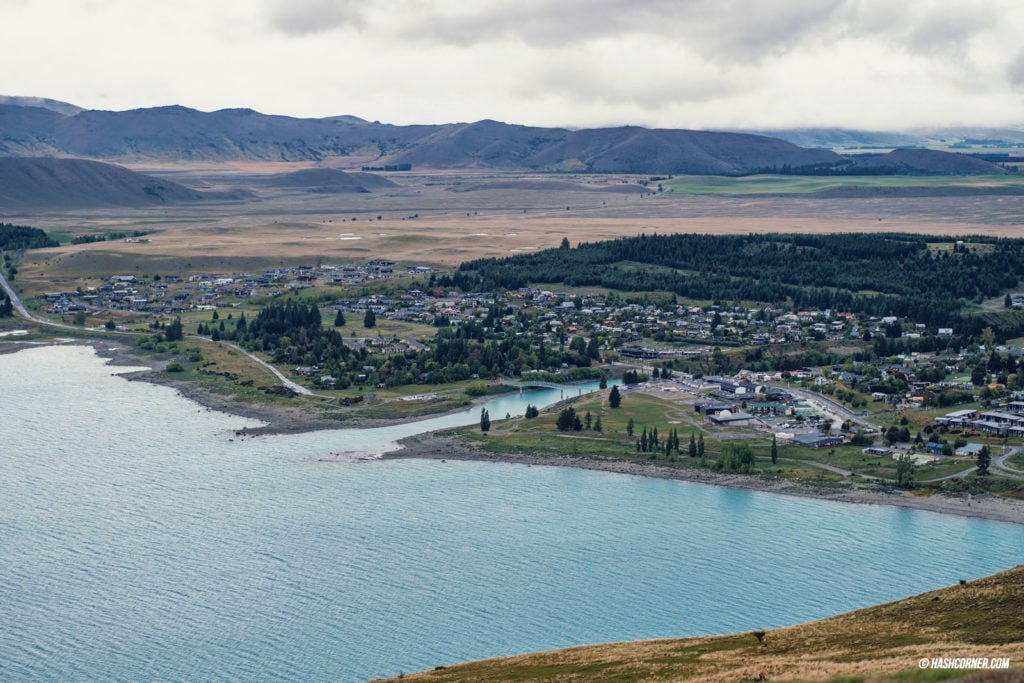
[3,0,1023,130]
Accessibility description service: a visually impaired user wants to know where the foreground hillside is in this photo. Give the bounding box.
[375,566,1024,682]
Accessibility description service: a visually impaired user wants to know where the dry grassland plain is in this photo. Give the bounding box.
[8,166,1024,290]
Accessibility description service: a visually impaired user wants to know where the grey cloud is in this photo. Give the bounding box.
[264,0,365,36]
[401,0,848,63]
[520,60,748,111]
[693,0,847,61]
[903,8,996,57]
[1009,50,1024,87]
[832,1,1002,61]
[397,0,1011,69]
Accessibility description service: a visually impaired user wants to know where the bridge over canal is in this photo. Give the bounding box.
[498,379,601,397]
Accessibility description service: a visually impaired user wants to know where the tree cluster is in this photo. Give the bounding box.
[895,452,915,489]
[69,230,148,245]
[458,233,1024,330]
[164,317,183,342]
[225,300,603,391]
[568,334,601,362]
[553,406,602,432]
[621,370,646,385]
[716,443,756,474]
[885,425,913,445]
[556,406,584,431]
[0,222,59,250]
[635,426,683,457]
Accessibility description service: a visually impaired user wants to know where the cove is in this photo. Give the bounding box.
[1,344,1020,682]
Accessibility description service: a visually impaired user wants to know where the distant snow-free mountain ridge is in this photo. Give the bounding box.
[1,96,1012,175]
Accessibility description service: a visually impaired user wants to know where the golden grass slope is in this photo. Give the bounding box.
[373,565,1024,683]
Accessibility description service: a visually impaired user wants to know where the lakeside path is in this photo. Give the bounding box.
[391,431,1024,526]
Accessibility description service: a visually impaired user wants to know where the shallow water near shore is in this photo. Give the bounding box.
[1,345,1022,682]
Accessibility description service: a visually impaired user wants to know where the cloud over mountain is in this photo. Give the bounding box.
[3,0,1022,130]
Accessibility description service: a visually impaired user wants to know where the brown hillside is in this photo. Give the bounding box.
[845,149,1007,175]
[0,157,244,209]
[374,566,1024,683]
[261,167,397,193]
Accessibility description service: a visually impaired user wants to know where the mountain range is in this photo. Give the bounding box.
[1,96,1014,176]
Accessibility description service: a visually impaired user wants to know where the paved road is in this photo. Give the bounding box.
[783,458,886,481]
[909,446,1024,483]
[795,456,977,485]
[0,267,86,332]
[992,446,1024,480]
[0,259,149,335]
[2,262,317,397]
[788,447,1024,485]
[916,464,977,484]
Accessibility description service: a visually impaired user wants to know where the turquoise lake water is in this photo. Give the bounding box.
[1,344,1021,681]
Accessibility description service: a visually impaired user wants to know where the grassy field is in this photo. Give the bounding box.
[462,391,714,460]
[152,339,309,408]
[780,442,978,481]
[372,564,1024,682]
[664,174,1024,195]
[458,389,1024,491]
[464,390,843,479]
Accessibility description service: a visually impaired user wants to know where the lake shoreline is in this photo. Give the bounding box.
[10,338,1023,526]
[86,339,500,434]
[390,431,1024,526]
[96,339,1024,526]
[0,338,424,433]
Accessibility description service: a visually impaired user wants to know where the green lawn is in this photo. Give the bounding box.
[464,391,710,459]
[464,390,1001,486]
